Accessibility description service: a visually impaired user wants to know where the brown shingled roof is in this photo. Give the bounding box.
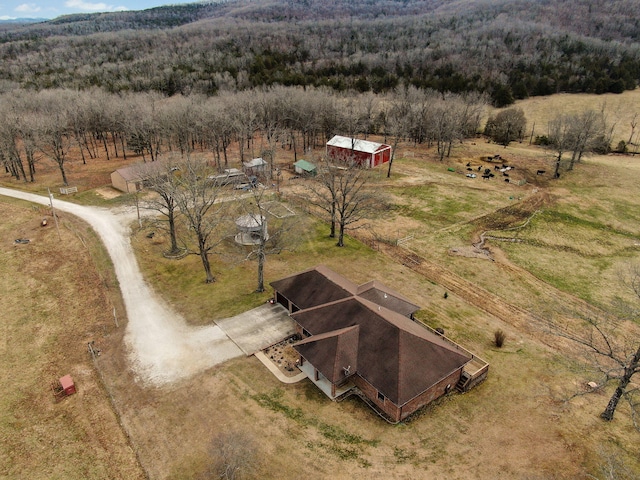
[292,297,471,406]
[269,265,357,310]
[294,325,359,385]
[356,280,420,317]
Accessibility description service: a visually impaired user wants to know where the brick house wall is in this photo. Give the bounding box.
[352,367,464,422]
[398,368,463,421]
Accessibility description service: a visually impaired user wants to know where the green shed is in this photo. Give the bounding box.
[293,159,317,177]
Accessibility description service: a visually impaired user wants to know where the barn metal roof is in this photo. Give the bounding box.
[326,135,390,154]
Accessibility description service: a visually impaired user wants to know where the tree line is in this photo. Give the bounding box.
[0,0,638,105]
[0,86,486,185]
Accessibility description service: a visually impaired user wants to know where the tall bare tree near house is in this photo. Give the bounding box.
[234,187,294,293]
[333,164,376,247]
[549,263,640,426]
[303,154,339,239]
[170,157,228,283]
[139,158,183,256]
[305,154,379,247]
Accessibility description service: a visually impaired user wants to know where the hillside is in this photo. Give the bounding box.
[0,0,638,104]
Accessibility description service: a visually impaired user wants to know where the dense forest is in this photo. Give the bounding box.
[0,0,639,105]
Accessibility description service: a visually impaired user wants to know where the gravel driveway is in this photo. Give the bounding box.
[0,187,243,385]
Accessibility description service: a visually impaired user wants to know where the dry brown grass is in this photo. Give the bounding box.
[2,90,640,479]
[492,88,640,146]
[0,198,144,479]
[117,138,639,478]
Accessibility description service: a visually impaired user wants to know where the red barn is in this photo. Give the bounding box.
[326,135,391,168]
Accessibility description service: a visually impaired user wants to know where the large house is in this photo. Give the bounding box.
[326,135,392,168]
[270,265,488,423]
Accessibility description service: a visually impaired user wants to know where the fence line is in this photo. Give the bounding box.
[396,235,414,246]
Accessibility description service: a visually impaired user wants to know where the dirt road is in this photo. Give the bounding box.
[0,187,243,385]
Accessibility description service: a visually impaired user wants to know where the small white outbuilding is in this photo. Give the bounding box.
[234,214,268,245]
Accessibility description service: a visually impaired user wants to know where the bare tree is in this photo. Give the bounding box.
[333,164,379,247]
[303,155,339,239]
[139,158,183,255]
[566,109,607,170]
[231,92,258,163]
[429,94,466,161]
[171,157,228,283]
[549,264,640,425]
[199,97,234,171]
[547,114,573,179]
[125,92,165,162]
[34,93,74,186]
[384,87,412,178]
[627,113,637,146]
[0,103,28,182]
[204,429,259,480]
[305,154,379,247]
[17,109,40,183]
[234,187,294,292]
[587,447,637,480]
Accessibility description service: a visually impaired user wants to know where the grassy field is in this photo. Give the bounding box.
[0,198,144,479]
[2,90,640,479]
[496,88,640,147]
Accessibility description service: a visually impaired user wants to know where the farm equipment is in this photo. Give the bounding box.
[51,374,76,401]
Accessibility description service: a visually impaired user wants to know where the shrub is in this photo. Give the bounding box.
[494,329,506,348]
[205,429,259,480]
[615,140,628,154]
[533,135,550,146]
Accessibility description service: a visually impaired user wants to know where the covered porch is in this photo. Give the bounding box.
[297,361,355,400]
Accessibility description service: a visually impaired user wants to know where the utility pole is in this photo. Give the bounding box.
[134,188,142,228]
[276,168,281,195]
[47,188,61,239]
